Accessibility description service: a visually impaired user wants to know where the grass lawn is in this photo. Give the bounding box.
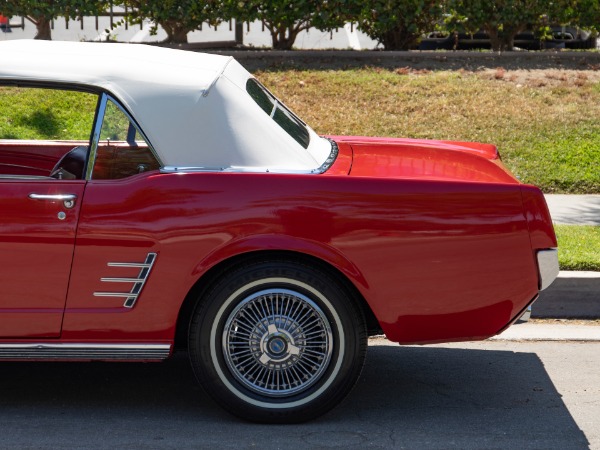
[555,225,600,271]
[258,68,600,194]
[2,69,600,193]
[0,87,97,140]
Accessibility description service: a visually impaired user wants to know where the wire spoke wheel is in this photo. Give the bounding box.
[223,288,333,397]
[188,260,367,423]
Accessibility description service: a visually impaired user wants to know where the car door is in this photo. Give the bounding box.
[0,86,97,338]
[0,180,85,337]
[61,95,165,340]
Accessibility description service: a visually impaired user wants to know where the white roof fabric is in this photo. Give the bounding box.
[0,40,331,172]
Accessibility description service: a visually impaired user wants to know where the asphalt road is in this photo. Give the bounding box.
[0,339,597,449]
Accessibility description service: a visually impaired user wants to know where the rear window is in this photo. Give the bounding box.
[246,79,310,149]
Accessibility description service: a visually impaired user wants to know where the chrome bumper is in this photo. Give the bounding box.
[518,249,558,323]
[537,248,559,291]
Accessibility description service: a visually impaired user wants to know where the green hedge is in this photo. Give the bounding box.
[3,0,598,48]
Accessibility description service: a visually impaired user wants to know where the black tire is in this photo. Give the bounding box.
[188,260,367,423]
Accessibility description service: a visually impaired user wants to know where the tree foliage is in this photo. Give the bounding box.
[120,0,225,44]
[447,0,556,51]
[230,0,351,50]
[356,0,443,50]
[2,0,107,40]
[1,0,597,50]
[554,0,600,30]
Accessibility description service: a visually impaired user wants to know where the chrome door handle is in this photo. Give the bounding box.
[29,193,78,209]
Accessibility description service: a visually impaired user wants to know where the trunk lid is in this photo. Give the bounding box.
[330,136,519,184]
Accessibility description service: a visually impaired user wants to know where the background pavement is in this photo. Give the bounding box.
[545,194,600,225]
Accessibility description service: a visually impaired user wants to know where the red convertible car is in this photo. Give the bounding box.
[0,40,557,423]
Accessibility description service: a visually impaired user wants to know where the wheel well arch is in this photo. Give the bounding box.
[174,250,382,350]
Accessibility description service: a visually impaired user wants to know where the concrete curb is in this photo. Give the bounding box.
[204,49,600,72]
[492,322,600,341]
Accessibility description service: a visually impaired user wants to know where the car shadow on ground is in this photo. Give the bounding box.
[535,274,600,318]
[0,345,588,449]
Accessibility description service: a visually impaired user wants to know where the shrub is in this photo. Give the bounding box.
[356,0,444,50]
[2,0,107,40]
[120,0,225,44]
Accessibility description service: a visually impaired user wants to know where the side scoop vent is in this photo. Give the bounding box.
[94,252,157,308]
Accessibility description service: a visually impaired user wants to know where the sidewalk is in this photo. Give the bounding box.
[493,321,600,341]
[544,194,600,225]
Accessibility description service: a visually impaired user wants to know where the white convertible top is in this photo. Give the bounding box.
[0,40,332,172]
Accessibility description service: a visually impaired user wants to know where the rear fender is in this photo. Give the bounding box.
[189,234,370,293]
[520,185,557,250]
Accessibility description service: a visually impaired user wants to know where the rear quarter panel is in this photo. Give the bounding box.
[64,171,537,344]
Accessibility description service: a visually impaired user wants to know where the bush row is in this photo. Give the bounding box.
[3,0,599,51]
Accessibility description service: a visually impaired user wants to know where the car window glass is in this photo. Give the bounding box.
[93,98,160,180]
[0,86,97,179]
[246,79,310,149]
[100,99,133,142]
[246,79,275,115]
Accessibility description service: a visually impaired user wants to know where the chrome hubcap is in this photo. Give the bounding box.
[222,288,333,397]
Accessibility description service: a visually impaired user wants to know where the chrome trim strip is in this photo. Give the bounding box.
[537,248,559,291]
[86,92,108,180]
[0,343,170,360]
[160,166,320,175]
[94,292,139,298]
[160,166,227,173]
[94,253,157,308]
[108,262,153,268]
[28,194,77,201]
[0,175,52,180]
[100,277,146,283]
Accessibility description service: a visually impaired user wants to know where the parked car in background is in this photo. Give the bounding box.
[420,26,596,50]
[0,15,10,32]
[0,40,558,423]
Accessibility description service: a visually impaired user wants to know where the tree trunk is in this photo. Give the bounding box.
[503,25,524,51]
[235,21,244,46]
[380,27,419,50]
[269,25,300,50]
[162,22,189,44]
[487,28,503,51]
[486,26,521,52]
[33,16,52,40]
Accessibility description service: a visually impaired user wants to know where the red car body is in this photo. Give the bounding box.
[0,40,557,422]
